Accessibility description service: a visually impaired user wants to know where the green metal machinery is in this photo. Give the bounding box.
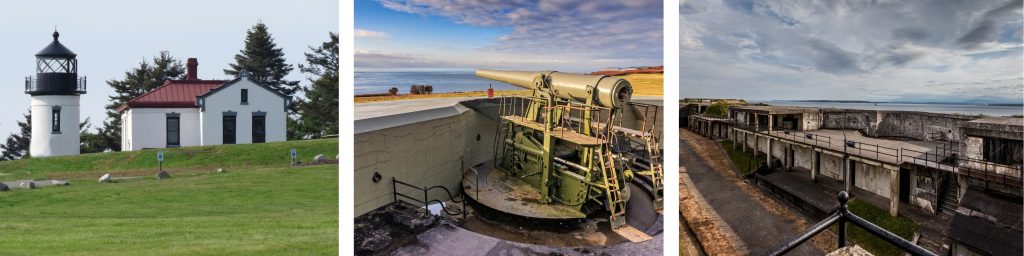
[471,69,651,229]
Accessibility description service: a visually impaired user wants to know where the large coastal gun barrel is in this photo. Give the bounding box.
[476,69,633,109]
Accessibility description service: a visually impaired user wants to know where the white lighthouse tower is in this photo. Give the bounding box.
[25,31,86,157]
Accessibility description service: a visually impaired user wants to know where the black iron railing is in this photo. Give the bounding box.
[392,178,467,218]
[25,76,87,94]
[765,191,936,256]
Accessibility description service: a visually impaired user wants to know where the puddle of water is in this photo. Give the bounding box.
[426,202,446,216]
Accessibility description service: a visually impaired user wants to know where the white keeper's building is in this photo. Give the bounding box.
[117,58,288,151]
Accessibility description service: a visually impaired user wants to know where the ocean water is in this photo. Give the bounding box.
[759,101,1024,117]
[354,71,518,95]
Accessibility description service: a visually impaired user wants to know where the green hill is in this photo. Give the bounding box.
[0,139,339,255]
[0,138,338,180]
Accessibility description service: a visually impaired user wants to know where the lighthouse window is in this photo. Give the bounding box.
[51,106,61,134]
[38,58,75,74]
[241,89,249,104]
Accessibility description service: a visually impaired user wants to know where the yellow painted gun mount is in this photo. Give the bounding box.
[475,69,633,109]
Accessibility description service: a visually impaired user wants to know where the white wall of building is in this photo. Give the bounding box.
[30,95,80,157]
[200,79,287,145]
[121,108,201,151]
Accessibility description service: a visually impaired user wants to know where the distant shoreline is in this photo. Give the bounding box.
[771,100,1023,107]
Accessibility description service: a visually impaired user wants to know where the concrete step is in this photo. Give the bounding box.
[916,234,947,255]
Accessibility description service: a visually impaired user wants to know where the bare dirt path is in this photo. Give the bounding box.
[679,129,833,255]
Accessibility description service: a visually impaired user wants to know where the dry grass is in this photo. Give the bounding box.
[618,73,663,96]
[353,90,531,103]
[353,73,664,103]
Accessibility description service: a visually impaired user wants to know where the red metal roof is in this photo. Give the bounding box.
[117,80,227,112]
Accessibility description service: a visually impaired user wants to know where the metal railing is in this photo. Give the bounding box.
[24,76,87,93]
[766,191,936,256]
[725,123,1023,186]
[392,178,467,219]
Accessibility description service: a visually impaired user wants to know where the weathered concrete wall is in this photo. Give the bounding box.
[354,106,496,217]
[802,112,824,130]
[771,140,786,164]
[820,153,844,180]
[758,136,770,154]
[822,109,975,141]
[355,99,662,217]
[794,146,814,171]
[909,166,938,213]
[821,110,876,133]
[854,163,891,199]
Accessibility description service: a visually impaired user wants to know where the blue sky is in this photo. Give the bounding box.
[0,0,337,138]
[355,0,663,72]
[681,0,1024,104]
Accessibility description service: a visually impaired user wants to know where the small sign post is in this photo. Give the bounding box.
[157,151,165,172]
[290,149,297,165]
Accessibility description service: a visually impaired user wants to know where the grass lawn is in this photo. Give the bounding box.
[846,199,918,256]
[0,165,338,255]
[719,140,765,175]
[0,138,339,255]
[0,138,338,180]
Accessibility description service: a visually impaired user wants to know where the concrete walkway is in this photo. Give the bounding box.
[680,129,823,255]
[393,220,663,256]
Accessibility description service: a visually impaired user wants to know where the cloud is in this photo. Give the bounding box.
[681,0,1024,102]
[354,29,387,38]
[374,0,663,68]
[354,50,445,68]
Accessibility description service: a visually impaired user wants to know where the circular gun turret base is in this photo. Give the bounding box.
[462,164,587,220]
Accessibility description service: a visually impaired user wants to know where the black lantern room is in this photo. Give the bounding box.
[26,31,86,96]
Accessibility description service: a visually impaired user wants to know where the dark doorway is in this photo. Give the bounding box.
[849,160,857,187]
[223,115,236,144]
[252,115,266,143]
[166,116,180,147]
[899,168,911,203]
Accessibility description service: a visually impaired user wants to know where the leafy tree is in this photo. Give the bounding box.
[296,32,339,138]
[0,111,31,160]
[706,101,731,118]
[224,22,301,100]
[97,51,186,151]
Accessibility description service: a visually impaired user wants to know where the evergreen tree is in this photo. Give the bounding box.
[296,32,339,138]
[80,118,105,154]
[224,22,301,100]
[225,22,302,139]
[97,51,186,151]
[0,111,31,161]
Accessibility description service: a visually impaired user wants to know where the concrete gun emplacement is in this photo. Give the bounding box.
[475,69,633,109]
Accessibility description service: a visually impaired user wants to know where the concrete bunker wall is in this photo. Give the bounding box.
[801,112,824,130]
[793,145,814,171]
[354,99,663,217]
[908,166,940,213]
[354,106,496,217]
[822,109,974,141]
[853,162,891,199]
[819,152,844,180]
[771,140,786,164]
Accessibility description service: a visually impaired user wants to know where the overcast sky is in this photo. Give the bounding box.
[355,0,663,72]
[681,0,1023,104]
[0,0,337,139]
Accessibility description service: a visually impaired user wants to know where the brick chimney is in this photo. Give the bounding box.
[186,58,198,80]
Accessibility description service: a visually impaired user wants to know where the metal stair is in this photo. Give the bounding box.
[599,148,627,229]
[939,174,960,218]
[643,136,664,210]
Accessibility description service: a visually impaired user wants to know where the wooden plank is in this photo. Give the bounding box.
[501,115,604,145]
[613,224,653,243]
